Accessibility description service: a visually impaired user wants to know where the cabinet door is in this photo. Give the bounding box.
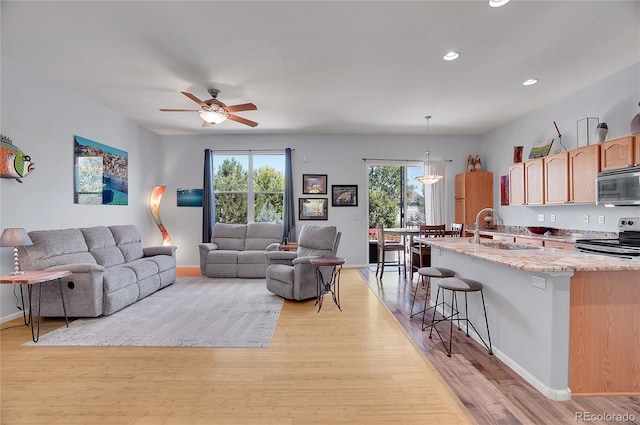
[455,173,465,199]
[508,163,525,205]
[600,136,633,171]
[544,240,574,250]
[455,199,466,225]
[544,152,568,204]
[569,145,600,204]
[634,134,640,167]
[515,236,544,247]
[525,158,544,205]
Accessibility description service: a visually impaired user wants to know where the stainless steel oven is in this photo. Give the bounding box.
[575,217,640,260]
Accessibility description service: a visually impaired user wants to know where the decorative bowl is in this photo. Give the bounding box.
[527,226,552,235]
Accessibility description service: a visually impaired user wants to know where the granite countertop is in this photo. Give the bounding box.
[422,237,640,272]
[466,226,618,243]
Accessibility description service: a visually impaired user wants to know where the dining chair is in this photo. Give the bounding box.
[411,224,445,277]
[375,224,406,279]
[449,223,464,237]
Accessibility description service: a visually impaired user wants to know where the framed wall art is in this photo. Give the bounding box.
[299,198,328,220]
[302,174,327,194]
[73,135,128,205]
[177,188,203,207]
[331,185,358,206]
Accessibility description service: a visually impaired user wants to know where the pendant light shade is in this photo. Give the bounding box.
[415,116,443,185]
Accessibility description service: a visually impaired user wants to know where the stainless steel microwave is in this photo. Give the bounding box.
[597,166,640,206]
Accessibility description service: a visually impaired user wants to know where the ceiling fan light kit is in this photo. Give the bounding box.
[160,89,258,128]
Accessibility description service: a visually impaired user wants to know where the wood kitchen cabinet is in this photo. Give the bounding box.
[525,158,544,205]
[508,163,525,205]
[569,144,600,203]
[454,172,493,228]
[544,152,568,204]
[634,133,640,166]
[600,136,634,170]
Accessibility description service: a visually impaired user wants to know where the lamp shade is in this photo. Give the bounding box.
[0,228,33,247]
[200,110,228,124]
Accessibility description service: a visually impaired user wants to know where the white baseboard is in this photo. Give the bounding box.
[1,311,25,324]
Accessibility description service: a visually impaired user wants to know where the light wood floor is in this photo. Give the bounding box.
[360,266,640,425]
[0,269,476,425]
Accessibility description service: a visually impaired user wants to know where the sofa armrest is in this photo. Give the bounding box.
[265,250,297,266]
[45,263,106,273]
[266,242,280,252]
[291,255,319,266]
[198,242,219,252]
[144,245,177,258]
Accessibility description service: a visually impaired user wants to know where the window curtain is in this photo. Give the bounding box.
[202,149,215,243]
[426,159,446,225]
[282,148,296,242]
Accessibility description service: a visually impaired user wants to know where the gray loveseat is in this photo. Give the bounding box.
[18,225,177,317]
[199,222,283,278]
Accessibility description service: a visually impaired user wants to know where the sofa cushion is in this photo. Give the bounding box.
[145,254,175,272]
[211,223,246,250]
[125,259,159,281]
[22,228,96,270]
[81,226,126,268]
[245,222,282,250]
[110,225,144,262]
[102,266,138,293]
[297,225,337,257]
[207,250,239,264]
[238,250,269,265]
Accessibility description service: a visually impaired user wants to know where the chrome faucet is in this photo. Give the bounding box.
[474,208,504,244]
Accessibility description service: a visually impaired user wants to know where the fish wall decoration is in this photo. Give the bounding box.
[0,134,35,183]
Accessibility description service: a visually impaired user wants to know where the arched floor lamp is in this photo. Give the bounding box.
[149,186,172,246]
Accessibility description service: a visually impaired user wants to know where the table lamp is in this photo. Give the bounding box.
[1,228,33,275]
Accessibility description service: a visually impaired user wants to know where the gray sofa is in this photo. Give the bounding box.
[199,222,283,278]
[18,225,177,317]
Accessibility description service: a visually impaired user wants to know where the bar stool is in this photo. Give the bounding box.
[427,277,493,357]
[409,267,456,331]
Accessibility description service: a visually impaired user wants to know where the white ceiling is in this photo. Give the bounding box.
[2,1,639,136]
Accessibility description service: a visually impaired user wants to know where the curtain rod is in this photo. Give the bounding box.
[362,158,452,162]
[205,148,294,153]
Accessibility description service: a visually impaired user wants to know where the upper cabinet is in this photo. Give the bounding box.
[525,158,544,205]
[600,136,634,171]
[569,144,600,204]
[508,163,525,206]
[634,134,640,167]
[455,172,493,227]
[544,152,569,204]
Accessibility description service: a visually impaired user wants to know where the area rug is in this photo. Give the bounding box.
[24,277,284,348]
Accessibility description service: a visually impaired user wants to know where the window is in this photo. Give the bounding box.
[213,153,285,224]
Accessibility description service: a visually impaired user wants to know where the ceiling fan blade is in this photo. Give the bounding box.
[225,103,257,113]
[159,109,200,112]
[228,114,258,127]
[181,91,209,108]
[202,120,213,128]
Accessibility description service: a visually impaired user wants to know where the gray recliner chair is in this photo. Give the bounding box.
[265,224,341,301]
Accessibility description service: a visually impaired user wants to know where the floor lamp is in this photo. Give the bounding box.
[149,186,172,246]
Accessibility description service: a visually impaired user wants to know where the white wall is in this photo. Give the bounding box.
[480,62,640,232]
[0,57,163,320]
[157,133,477,268]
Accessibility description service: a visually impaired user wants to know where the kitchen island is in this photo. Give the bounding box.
[419,237,640,400]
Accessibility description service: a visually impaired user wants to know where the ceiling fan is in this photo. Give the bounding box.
[160,89,258,128]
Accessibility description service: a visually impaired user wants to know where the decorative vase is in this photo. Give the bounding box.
[595,123,608,143]
[513,146,523,163]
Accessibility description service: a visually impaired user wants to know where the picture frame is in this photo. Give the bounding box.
[302,174,327,194]
[331,184,358,207]
[298,198,328,220]
[528,138,554,159]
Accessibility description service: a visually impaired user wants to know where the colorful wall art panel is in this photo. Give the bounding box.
[74,135,128,205]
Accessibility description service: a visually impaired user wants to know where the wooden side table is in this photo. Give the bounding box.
[279,243,298,252]
[309,256,345,313]
[0,270,72,342]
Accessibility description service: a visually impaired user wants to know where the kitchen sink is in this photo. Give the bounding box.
[479,241,541,250]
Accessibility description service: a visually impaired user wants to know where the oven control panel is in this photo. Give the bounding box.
[619,217,640,232]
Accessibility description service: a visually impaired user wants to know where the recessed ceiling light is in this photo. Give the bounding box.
[522,79,538,86]
[489,0,510,7]
[443,51,460,61]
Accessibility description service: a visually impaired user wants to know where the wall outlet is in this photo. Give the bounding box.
[537,214,545,222]
[598,215,605,224]
[531,276,547,290]
[583,214,590,223]
[550,214,556,223]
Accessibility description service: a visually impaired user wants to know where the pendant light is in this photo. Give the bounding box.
[415,115,443,185]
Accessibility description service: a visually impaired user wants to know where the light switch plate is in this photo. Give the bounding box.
[537,214,545,222]
[583,214,590,223]
[598,215,605,224]
[550,214,556,222]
